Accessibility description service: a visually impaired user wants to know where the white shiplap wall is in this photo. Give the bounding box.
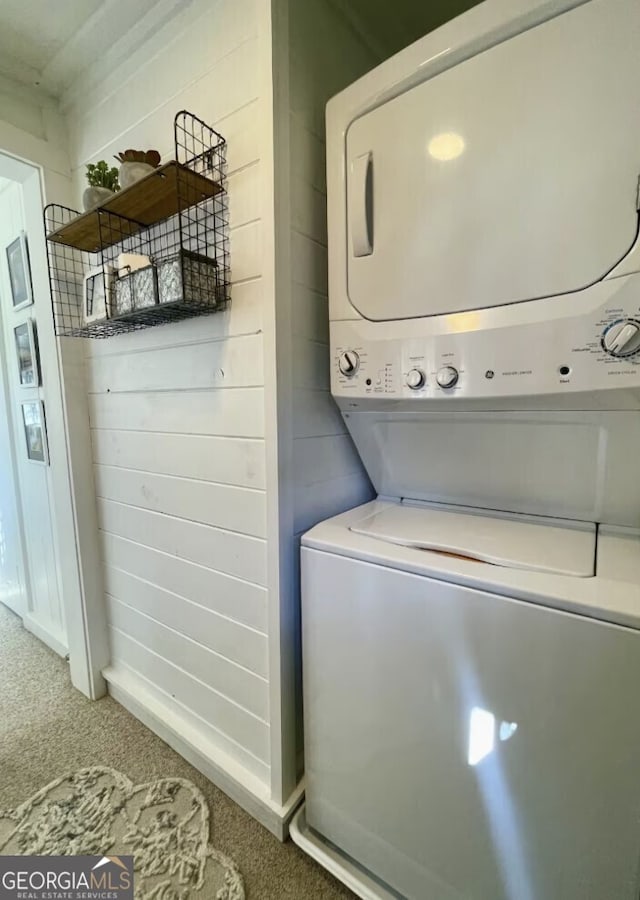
[63,0,276,806]
[268,0,381,779]
[288,0,376,536]
[59,0,394,825]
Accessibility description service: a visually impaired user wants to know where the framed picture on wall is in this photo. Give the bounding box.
[21,400,48,465]
[13,320,40,387]
[6,232,33,310]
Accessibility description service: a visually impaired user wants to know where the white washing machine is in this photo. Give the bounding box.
[291,0,640,898]
[296,501,640,899]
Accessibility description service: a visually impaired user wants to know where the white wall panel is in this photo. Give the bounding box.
[69,35,260,167]
[292,389,346,439]
[293,434,364,490]
[104,566,268,677]
[293,471,373,534]
[92,431,265,490]
[228,161,262,230]
[291,116,326,192]
[270,0,380,791]
[291,231,328,294]
[63,0,391,816]
[287,0,378,525]
[89,388,265,437]
[87,333,264,394]
[291,178,327,245]
[64,0,273,796]
[66,0,259,116]
[230,221,263,283]
[292,285,329,343]
[100,531,267,631]
[107,595,268,715]
[292,338,330,391]
[97,499,267,589]
[220,101,262,173]
[109,627,270,774]
[94,465,266,538]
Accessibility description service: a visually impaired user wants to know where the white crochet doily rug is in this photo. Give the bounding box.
[0,766,244,900]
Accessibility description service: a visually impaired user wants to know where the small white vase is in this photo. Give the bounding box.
[119,162,156,190]
[82,186,114,211]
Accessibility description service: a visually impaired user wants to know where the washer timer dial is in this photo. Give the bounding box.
[601,319,640,357]
[436,366,459,388]
[338,350,360,376]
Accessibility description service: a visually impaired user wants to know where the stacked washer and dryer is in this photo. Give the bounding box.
[289,0,640,898]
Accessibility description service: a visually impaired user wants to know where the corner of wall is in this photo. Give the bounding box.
[263,0,302,809]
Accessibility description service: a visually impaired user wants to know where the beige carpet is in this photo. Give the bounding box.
[0,603,354,899]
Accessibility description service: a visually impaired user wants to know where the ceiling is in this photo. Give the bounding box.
[0,0,484,102]
[0,0,160,98]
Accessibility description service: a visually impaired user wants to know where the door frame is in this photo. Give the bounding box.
[0,150,108,700]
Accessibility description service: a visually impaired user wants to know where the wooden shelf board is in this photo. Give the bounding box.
[46,161,222,253]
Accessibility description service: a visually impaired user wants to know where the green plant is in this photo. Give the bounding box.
[86,161,120,191]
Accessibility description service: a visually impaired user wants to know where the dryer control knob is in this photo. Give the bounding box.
[406,368,426,390]
[338,350,360,377]
[436,366,459,388]
[602,319,640,357]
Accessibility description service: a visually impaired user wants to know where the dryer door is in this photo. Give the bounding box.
[346,0,640,321]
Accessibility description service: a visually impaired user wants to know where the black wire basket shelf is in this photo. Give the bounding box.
[45,111,229,338]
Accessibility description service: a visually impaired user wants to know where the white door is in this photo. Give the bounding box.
[0,338,27,616]
[302,547,640,900]
[345,0,640,321]
[0,180,67,653]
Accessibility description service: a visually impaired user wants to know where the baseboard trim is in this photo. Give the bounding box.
[23,613,68,658]
[0,593,23,618]
[104,664,303,840]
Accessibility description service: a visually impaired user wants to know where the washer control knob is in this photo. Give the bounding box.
[602,319,640,357]
[338,350,360,377]
[436,365,459,388]
[406,368,426,390]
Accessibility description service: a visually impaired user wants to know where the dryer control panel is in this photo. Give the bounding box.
[331,278,640,400]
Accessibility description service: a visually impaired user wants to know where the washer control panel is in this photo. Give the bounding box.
[332,285,640,399]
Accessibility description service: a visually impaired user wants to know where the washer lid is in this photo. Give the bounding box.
[350,503,596,577]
